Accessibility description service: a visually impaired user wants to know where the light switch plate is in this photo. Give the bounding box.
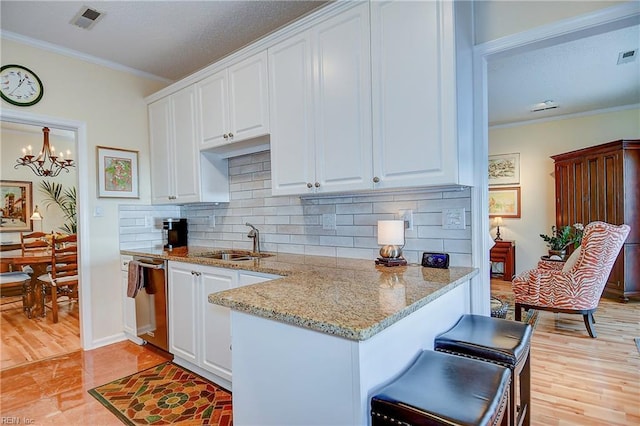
[442,208,465,230]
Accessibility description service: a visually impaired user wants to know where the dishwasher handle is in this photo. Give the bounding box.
[133,258,165,270]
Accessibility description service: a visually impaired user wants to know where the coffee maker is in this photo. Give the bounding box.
[163,218,188,250]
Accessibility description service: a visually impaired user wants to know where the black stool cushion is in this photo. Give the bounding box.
[371,350,510,426]
[434,314,532,368]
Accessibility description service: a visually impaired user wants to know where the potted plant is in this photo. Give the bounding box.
[39,181,77,234]
[540,223,584,259]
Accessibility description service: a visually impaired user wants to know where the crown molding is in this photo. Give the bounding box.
[1,30,172,84]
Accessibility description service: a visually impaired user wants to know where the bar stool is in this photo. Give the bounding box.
[434,314,532,426]
[371,350,511,426]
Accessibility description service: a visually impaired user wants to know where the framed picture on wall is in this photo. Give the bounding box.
[489,186,521,218]
[0,180,33,232]
[488,153,520,185]
[97,146,139,198]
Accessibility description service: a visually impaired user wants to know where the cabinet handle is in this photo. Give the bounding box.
[191,271,201,276]
[223,133,229,139]
[315,182,320,188]
[373,176,380,183]
[307,183,313,189]
[228,132,234,138]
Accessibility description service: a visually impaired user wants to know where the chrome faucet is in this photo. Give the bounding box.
[245,223,260,254]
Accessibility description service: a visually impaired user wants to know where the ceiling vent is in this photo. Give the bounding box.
[617,49,638,65]
[70,6,104,30]
[531,100,559,112]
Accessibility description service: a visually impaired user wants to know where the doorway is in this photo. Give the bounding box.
[0,110,89,369]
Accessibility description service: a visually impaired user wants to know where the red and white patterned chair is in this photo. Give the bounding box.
[512,221,630,338]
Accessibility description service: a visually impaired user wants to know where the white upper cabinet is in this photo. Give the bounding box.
[197,51,269,149]
[269,2,372,196]
[371,0,473,188]
[149,85,230,205]
[268,31,315,195]
[313,3,373,193]
[149,86,201,204]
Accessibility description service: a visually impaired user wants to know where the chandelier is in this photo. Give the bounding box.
[15,127,75,177]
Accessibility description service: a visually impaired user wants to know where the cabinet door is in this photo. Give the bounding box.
[172,86,200,203]
[268,31,316,196]
[197,70,229,148]
[583,151,622,224]
[313,2,373,193]
[555,158,585,226]
[371,1,451,188]
[121,270,138,337]
[167,263,198,363]
[199,267,235,381]
[149,97,174,204]
[228,51,270,142]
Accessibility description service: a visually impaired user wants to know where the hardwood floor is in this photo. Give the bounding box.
[0,281,638,424]
[0,340,170,424]
[1,297,80,370]
[492,279,640,425]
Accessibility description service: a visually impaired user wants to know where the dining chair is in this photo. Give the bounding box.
[0,271,32,316]
[20,231,49,274]
[20,231,49,256]
[38,234,78,323]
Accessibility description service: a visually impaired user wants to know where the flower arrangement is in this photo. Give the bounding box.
[540,223,584,251]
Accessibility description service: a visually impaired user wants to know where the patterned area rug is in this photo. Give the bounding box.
[89,362,232,425]
[491,290,539,327]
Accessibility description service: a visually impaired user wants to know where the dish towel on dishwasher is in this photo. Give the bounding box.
[127,260,145,298]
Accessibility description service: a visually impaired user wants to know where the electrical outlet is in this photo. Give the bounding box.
[322,213,336,230]
[399,209,413,230]
[442,208,465,230]
[209,215,216,227]
[145,216,153,228]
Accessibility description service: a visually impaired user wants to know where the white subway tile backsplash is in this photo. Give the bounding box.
[120,151,472,266]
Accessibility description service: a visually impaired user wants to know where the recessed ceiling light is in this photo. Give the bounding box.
[531,100,558,112]
[70,6,104,30]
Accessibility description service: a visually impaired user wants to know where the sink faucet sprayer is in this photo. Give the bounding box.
[246,223,260,254]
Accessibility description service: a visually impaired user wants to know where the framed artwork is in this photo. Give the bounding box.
[489,186,521,218]
[97,146,139,198]
[488,153,520,185]
[0,180,33,232]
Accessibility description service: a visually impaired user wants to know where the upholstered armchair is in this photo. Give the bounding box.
[512,221,630,338]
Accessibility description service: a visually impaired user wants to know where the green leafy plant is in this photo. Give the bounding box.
[540,223,584,250]
[39,181,77,234]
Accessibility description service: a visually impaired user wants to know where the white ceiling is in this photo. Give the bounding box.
[1,1,639,126]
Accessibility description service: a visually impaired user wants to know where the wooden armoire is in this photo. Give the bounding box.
[552,139,639,301]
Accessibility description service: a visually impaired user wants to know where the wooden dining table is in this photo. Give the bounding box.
[0,249,51,318]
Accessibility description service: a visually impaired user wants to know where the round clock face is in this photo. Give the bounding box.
[1,64,44,107]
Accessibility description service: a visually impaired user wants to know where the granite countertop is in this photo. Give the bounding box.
[121,247,479,341]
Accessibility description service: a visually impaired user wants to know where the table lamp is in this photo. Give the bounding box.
[376,220,407,266]
[30,206,43,232]
[494,216,503,241]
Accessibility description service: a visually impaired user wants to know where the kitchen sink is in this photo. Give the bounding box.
[191,250,274,261]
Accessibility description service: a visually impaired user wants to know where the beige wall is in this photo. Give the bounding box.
[0,37,166,347]
[474,1,629,44]
[489,108,640,274]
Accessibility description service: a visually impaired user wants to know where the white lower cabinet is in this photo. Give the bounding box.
[120,255,141,343]
[167,261,279,388]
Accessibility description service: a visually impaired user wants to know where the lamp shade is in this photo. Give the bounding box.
[494,216,503,226]
[30,206,43,221]
[377,220,405,245]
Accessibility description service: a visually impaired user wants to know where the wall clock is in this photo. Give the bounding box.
[1,64,44,106]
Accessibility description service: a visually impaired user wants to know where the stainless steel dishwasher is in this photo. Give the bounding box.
[132,256,168,351]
